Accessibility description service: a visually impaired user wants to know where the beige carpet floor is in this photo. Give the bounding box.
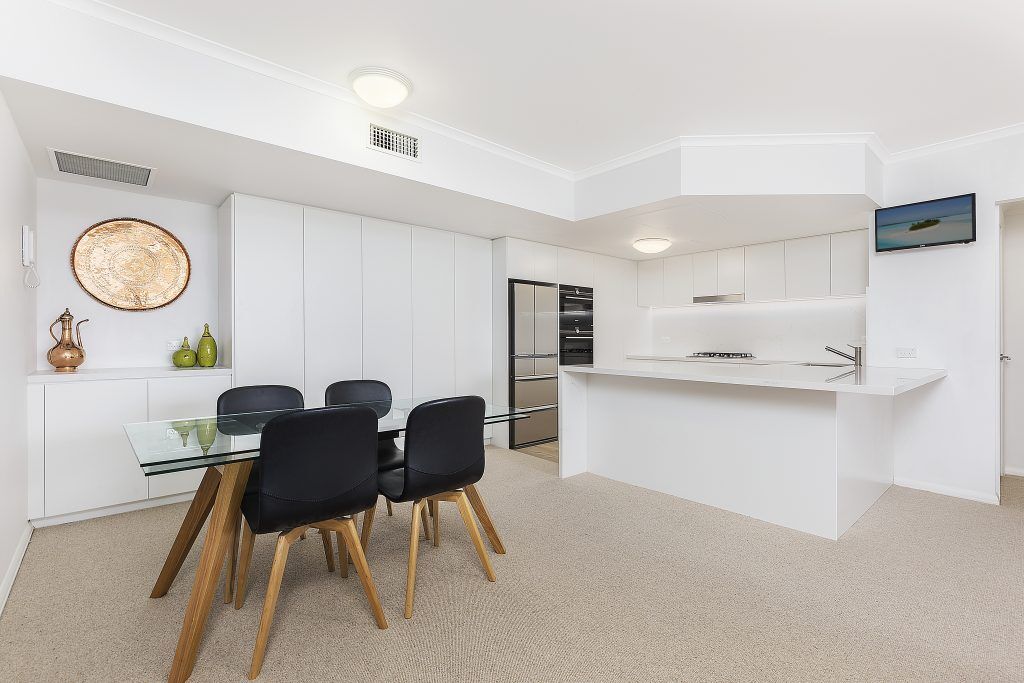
[1,447,1022,682]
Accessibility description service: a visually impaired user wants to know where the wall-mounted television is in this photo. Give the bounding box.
[875,193,976,253]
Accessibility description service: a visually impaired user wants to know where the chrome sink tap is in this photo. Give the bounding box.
[825,344,863,367]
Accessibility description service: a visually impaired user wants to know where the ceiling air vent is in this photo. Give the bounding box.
[368,123,420,160]
[49,149,154,186]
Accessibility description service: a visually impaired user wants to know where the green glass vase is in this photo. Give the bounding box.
[172,337,197,368]
[197,323,218,367]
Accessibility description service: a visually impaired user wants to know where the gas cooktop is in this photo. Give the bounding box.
[688,352,755,359]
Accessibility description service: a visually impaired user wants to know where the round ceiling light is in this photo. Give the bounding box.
[633,238,672,254]
[349,67,412,108]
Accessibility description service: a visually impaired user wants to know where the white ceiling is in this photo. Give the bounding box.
[93,0,1024,171]
[1,78,875,258]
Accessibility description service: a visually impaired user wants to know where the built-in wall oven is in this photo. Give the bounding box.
[509,280,559,448]
[559,284,593,366]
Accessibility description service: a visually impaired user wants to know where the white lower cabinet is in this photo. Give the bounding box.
[147,375,233,498]
[43,380,149,517]
[33,371,234,521]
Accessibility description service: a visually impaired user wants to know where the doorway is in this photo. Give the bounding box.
[1000,201,1024,477]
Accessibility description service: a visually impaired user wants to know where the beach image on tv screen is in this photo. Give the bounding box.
[876,195,973,250]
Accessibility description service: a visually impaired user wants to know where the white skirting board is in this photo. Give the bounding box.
[893,477,1000,505]
[0,523,33,618]
[1003,466,1024,478]
[31,491,194,528]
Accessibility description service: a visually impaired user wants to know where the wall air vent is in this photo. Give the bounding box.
[49,149,154,186]
[368,123,420,160]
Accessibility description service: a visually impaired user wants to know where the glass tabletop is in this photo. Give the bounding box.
[124,397,531,476]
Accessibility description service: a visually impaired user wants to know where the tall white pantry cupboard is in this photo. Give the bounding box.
[218,193,493,411]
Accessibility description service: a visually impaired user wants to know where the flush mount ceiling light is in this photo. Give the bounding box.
[349,67,412,108]
[632,238,672,254]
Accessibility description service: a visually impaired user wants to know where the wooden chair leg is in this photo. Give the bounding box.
[405,499,424,619]
[455,492,496,582]
[320,528,335,572]
[151,466,221,598]
[430,499,440,547]
[360,502,376,551]
[386,499,393,516]
[248,527,305,680]
[465,483,506,554]
[420,503,431,542]
[223,509,241,604]
[337,532,348,578]
[235,520,256,610]
[337,518,388,629]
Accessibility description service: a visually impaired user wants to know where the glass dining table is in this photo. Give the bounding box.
[123,397,529,683]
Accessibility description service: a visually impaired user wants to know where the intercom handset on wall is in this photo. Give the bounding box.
[22,225,39,288]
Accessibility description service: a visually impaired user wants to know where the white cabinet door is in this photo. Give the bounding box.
[557,248,594,288]
[362,218,413,399]
[744,242,786,302]
[233,195,304,391]
[717,247,745,294]
[412,227,456,397]
[663,255,694,306]
[785,235,831,299]
[455,234,492,400]
[304,207,362,408]
[829,230,868,296]
[147,375,233,498]
[44,380,149,516]
[506,238,557,283]
[637,259,664,307]
[692,252,718,297]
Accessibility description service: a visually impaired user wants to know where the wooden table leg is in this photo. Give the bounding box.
[465,483,506,555]
[167,461,252,683]
[151,467,222,598]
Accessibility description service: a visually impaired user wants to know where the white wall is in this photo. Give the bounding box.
[868,132,1024,503]
[35,179,218,369]
[649,299,866,362]
[594,255,650,364]
[0,90,35,613]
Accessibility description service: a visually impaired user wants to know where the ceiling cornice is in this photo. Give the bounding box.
[886,121,1024,163]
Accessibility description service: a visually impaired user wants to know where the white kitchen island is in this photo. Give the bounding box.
[559,362,946,539]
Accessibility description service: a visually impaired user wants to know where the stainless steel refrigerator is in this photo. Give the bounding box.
[508,280,559,447]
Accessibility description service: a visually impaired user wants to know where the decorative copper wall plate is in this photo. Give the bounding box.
[71,218,190,311]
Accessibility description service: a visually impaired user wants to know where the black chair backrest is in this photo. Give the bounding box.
[217,385,304,436]
[248,406,379,533]
[325,380,392,418]
[401,396,485,500]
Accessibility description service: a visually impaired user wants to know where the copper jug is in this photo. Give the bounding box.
[47,308,89,372]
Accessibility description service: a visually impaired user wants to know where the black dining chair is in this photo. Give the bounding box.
[217,385,308,603]
[233,405,388,679]
[375,395,497,619]
[325,380,427,528]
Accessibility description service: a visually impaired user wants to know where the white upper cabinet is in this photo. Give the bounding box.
[829,230,868,296]
[304,207,362,408]
[744,241,786,302]
[785,235,831,299]
[692,252,718,297]
[412,227,456,397]
[362,218,413,399]
[717,247,745,295]
[232,195,305,391]
[506,238,557,283]
[663,255,694,306]
[637,259,664,307]
[557,247,594,288]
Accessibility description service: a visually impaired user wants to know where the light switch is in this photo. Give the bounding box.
[896,347,917,359]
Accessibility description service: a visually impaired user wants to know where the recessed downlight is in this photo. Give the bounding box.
[349,67,412,108]
[633,238,672,254]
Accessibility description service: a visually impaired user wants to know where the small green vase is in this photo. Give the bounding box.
[172,337,197,368]
[197,323,218,367]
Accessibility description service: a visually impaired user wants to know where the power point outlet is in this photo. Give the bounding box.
[896,347,917,359]
[166,338,180,351]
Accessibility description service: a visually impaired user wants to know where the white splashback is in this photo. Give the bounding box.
[648,298,865,363]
